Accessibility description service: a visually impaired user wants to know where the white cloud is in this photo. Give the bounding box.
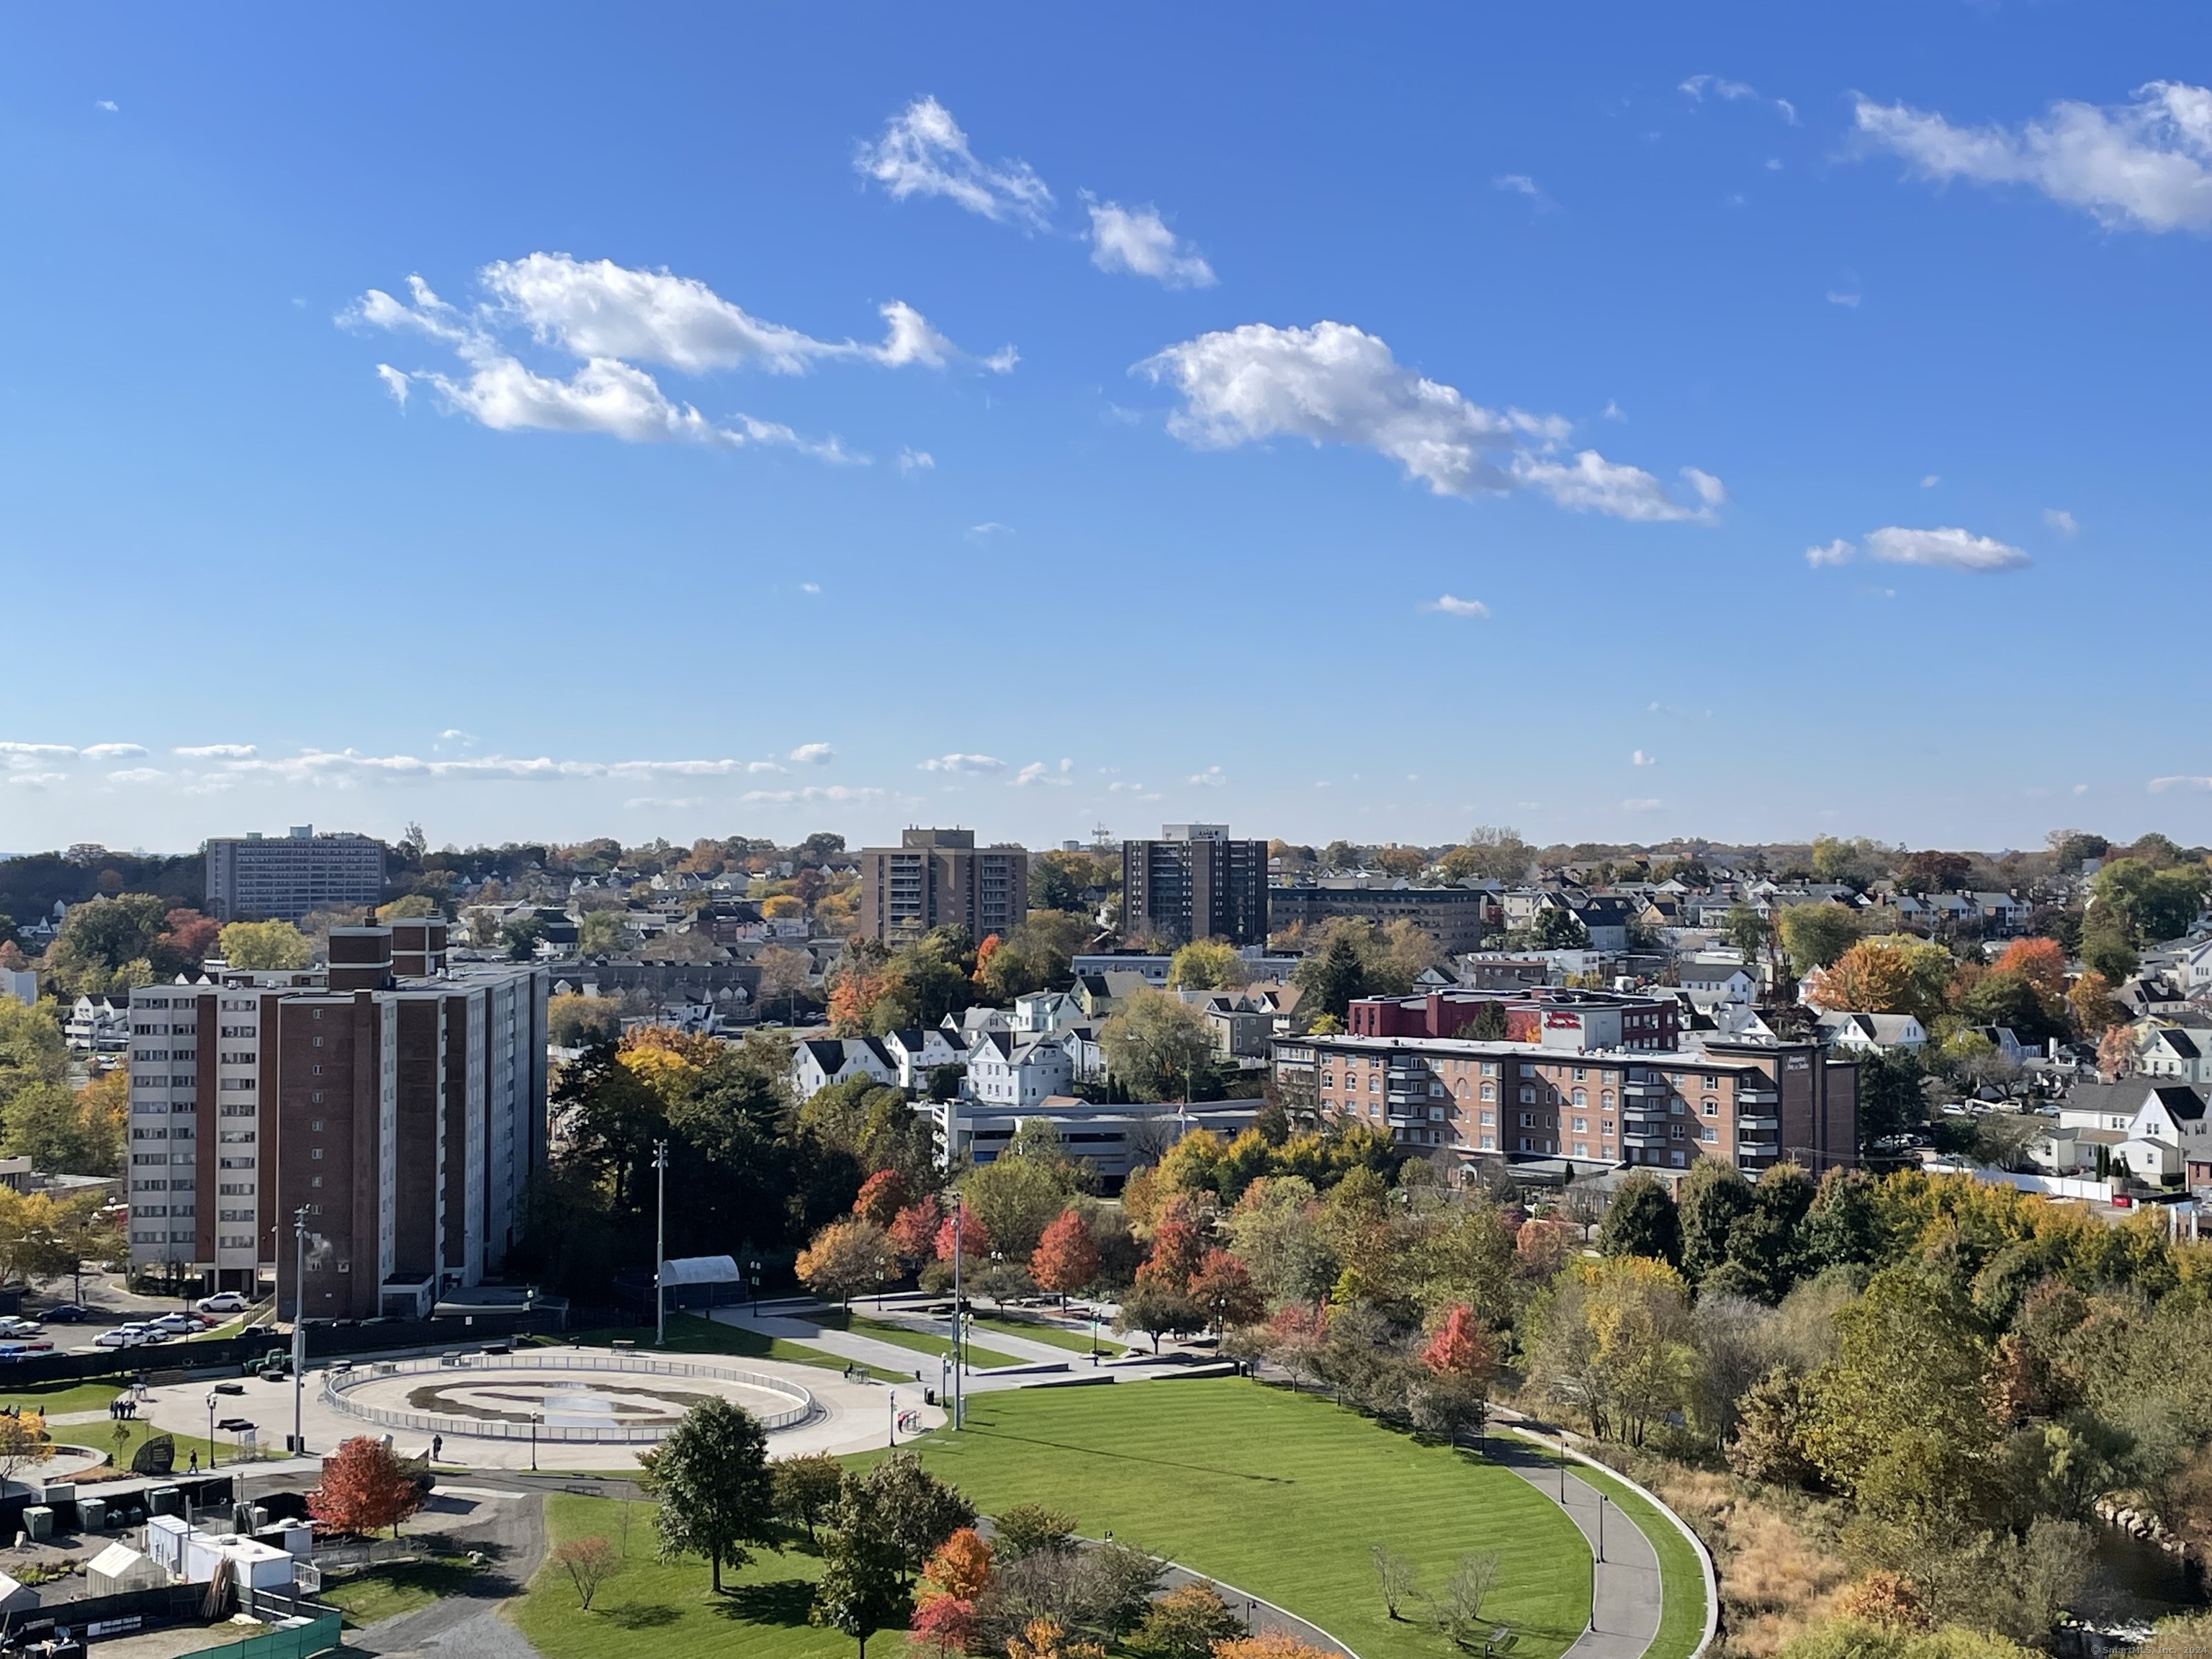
[746,762,784,774]
[1601,400,1625,421]
[1826,291,1861,307]
[789,743,835,765]
[1854,82,2212,233]
[1494,174,1540,197]
[968,521,1012,537]
[174,744,258,759]
[854,96,1053,230]
[104,768,166,784]
[1622,797,1664,812]
[81,743,147,760]
[1087,201,1215,287]
[6,773,64,788]
[898,448,935,475]
[94,99,117,113]
[919,753,1006,773]
[1188,765,1227,787]
[1138,320,1722,522]
[2150,775,2212,793]
[1632,750,1656,766]
[1679,75,1798,124]
[348,257,992,461]
[1805,538,1856,567]
[1920,474,1940,487]
[1109,781,1146,793]
[1864,525,2031,572]
[799,583,822,595]
[1014,759,1074,788]
[2044,508,2079,536]
[438,728,475,742]
[741,785,884,805]
[624,796,702,811]
[1423,595,1491,618]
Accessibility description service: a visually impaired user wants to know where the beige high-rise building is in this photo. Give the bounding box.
[858,829,1028,945]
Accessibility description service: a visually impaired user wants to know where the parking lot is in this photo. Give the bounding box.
[8,1274,269,1359]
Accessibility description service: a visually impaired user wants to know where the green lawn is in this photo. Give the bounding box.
[967,1312,1120,1355]
[0,1380,124,1416]
[320,1556,484,1627]
[533,1316,909,1385]
[889,1379,1593,1659]
[812,1309,1025,1372]
[516,1494,848,1659]
[1550,1453,1707,1659]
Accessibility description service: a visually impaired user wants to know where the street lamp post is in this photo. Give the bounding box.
[747,1259,762,1313]
[531,1410,541,1472]
[204,1393,217,1471]
[652,1141,668,1346]
[876,1256,889,1310]
[887,1386,897,1449]
[290,1207,307,1457]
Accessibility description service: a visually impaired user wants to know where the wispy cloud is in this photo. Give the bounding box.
[1920,475,1941,487]
[2044,508,2079,536]
[1853,81,2212,233]
[174,744,258,760]
[1492,174,1556,211]
[1825,292,1861,307]
[740,785,884,805]
[1139,320,1725,523]
[1014,759,1074,788]
[1679,75,1798,125]
[919,753,1006,774]
[898,448,935,474]
[1622,797,1665,813]
[1809,526,2030,573]
[2149,775,2212,793]
[1087,200,1216,287]
[855,96,1053,230]
[1423,595,1491,618]
[788,743,835,765]
[1188,765,1227,787]
[1632,750,1656,766]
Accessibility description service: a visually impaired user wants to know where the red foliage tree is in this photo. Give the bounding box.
[1136,1215,1204,1293]
[1420,1304,1498,1385]
[1190,1248,1264,1332]
[307,1437,425,1537]
[161,908,221,964]
[853,1169,910,1230]
[1030,1209,1101,1303]
[934,1202,992,1263]
[910,1593,978,1658]
[889,1200,943,1266]
[1994,936,2067,1001]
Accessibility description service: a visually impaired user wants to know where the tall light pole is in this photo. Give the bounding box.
[205,1393,217,1471]
[950,1205,963,1430]
[290,1207,307,1457]
[652,1141,668,1346]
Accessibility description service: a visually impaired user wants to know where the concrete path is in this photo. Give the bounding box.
[1491,1432,1662,1659]
[710,1303,1186,1396]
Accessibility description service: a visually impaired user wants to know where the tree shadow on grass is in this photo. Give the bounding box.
[602,1604,683,1630]
[720,1578,818,1626]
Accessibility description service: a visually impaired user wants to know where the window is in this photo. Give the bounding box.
[310,1120,323,1132]
[219,1235,254,1250]
[1480,1082,1496,1101]
[1572,1089,1587,1107]
[1573,1117,1588,1133]
[1519,1112,1534,1128]
[1479,1110,1494,1126]
[311,1176,323,1188]
[1368,1077,1379,1093]
[1573,1142,1589,1158]
[311,1065,323,1076]
[1519,1086,1535,1104]
[311,1148,323,1160]
[1701,1126,1718,1143]
[217,1130,255,1144]
[1480,1061,1498,1077]
[1669,1123,1686,1139]
[219,1208,253,1223]
[1601,1090,1614,1107]
[1602,1120,1616,1138]
[1703,1099,1718,1117]
[1573,1067,1586,1082]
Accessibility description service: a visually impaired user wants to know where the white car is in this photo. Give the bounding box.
[196,1292,249,1314]
[93,1328,143,1348]
[150,1314,199,1336]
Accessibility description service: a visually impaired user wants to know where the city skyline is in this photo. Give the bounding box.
[4,4,2208,853]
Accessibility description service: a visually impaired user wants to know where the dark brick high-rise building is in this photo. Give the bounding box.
[1121,824,1269,946]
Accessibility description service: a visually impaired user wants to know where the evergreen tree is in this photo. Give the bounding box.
[1597,1171,1681,1266]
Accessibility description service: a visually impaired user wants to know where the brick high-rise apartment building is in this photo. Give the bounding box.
[858,829,1028,945]
[1272,1026,1857,1175]
[203,824,386,922]
[1122,824,1269,946]
[125,918,548,1318]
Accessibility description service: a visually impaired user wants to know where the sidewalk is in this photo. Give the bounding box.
[1491,1432,1662,1659]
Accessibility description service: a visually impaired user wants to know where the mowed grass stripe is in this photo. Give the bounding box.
[891,1379,1591,1659]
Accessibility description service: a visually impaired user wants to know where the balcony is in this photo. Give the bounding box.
[1738,1088,1779,1106]
[1622,1128,1671,1148]
[1737,1115,1779,1132]
[1386,1109,1429,1126]
[1620,1080,1669,1097]
[1737,1136,1779,1156]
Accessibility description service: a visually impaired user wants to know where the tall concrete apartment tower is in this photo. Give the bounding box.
[1122,823,1269,946]
[124,918,549,1318]
[203,825,387,922]
[858,829,1028,945]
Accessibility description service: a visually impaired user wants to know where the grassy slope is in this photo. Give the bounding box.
[320,1557,483,1627]
[811,1309,1025,1372]
[515,1493,847,1659]
[538,1316,908,1384]
[887,1379,1593,1659]
[0,1380,123,1416]
[514,1380,1596,1659]
[966,1313,1115,1354]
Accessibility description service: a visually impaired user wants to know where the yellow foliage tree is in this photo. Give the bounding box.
[1802,937,1954,1022]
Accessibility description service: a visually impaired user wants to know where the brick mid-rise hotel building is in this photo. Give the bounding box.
[1273,1020,1857,1174]
[125,919,548,1319]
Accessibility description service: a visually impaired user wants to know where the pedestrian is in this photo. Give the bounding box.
[431,1435,443,1465]
[187,1452,198,1474]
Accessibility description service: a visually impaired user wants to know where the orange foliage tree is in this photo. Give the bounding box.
[1420,1304,1498,1385]
[1994,937,2067,1000]
[934,1202,991,1263]
[889,1200,942,1266]
[1802,937,1953,1020]
[1191,1248,1264,1333]
[910,1527,992,1658]
[307,1437,425,1537]
[1215,1636,1337,1659]
[2069,969,2121,1035]
[853,1169,909,1230]
[1136,1213,1205,1293]
[1030,1209,1100,1303]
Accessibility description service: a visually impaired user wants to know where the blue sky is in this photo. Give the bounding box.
[2,3,2208,858]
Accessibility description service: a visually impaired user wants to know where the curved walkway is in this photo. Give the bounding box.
[1491,1431,1662,1659]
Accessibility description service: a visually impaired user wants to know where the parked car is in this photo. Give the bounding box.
[42,1305,89,1323]
[93,1328,143,1348]
[0,1318,43,1337]
[196,1292,249,1314]
[150,1314,199,1336]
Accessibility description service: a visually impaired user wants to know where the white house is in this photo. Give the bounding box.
[791,1037,899,1100]
[1011,991,1085,1034]
[1678,963,1758,1004]
[2131,1022,2212,1086]
[1817,1012,1928,1053]
[963,1031,1076,1107]
[2124,1084,2211,1185]
[883,1027,965,1090]
[0,967,33,1010]
[64,996,128,1052]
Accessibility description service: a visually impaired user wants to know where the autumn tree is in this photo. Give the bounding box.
[1030,1208,1101,1304]
[1992,938,2067,1001]
[889,1200,943,1266]
[1129,1581,1244,1659]
[912,1527,992,1659]
[1421,1304,1498,1385]
[217,919,313,970]
[796,1218,894,1308]
[1100,989,1218,1102]
[1802,937,1954,1022]
[0,1412,51,1483]
[1167,940,1245,990]
[1214,1637,1337,1659]
[2067,971,2121,1035]
[642,1397,778,1593]
[554,1537,621,1610]
[853,1169,909,1230]
[1191,1247,1264,1334]
[1137,1213,1205,1293]
[307,1437,426,1537]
